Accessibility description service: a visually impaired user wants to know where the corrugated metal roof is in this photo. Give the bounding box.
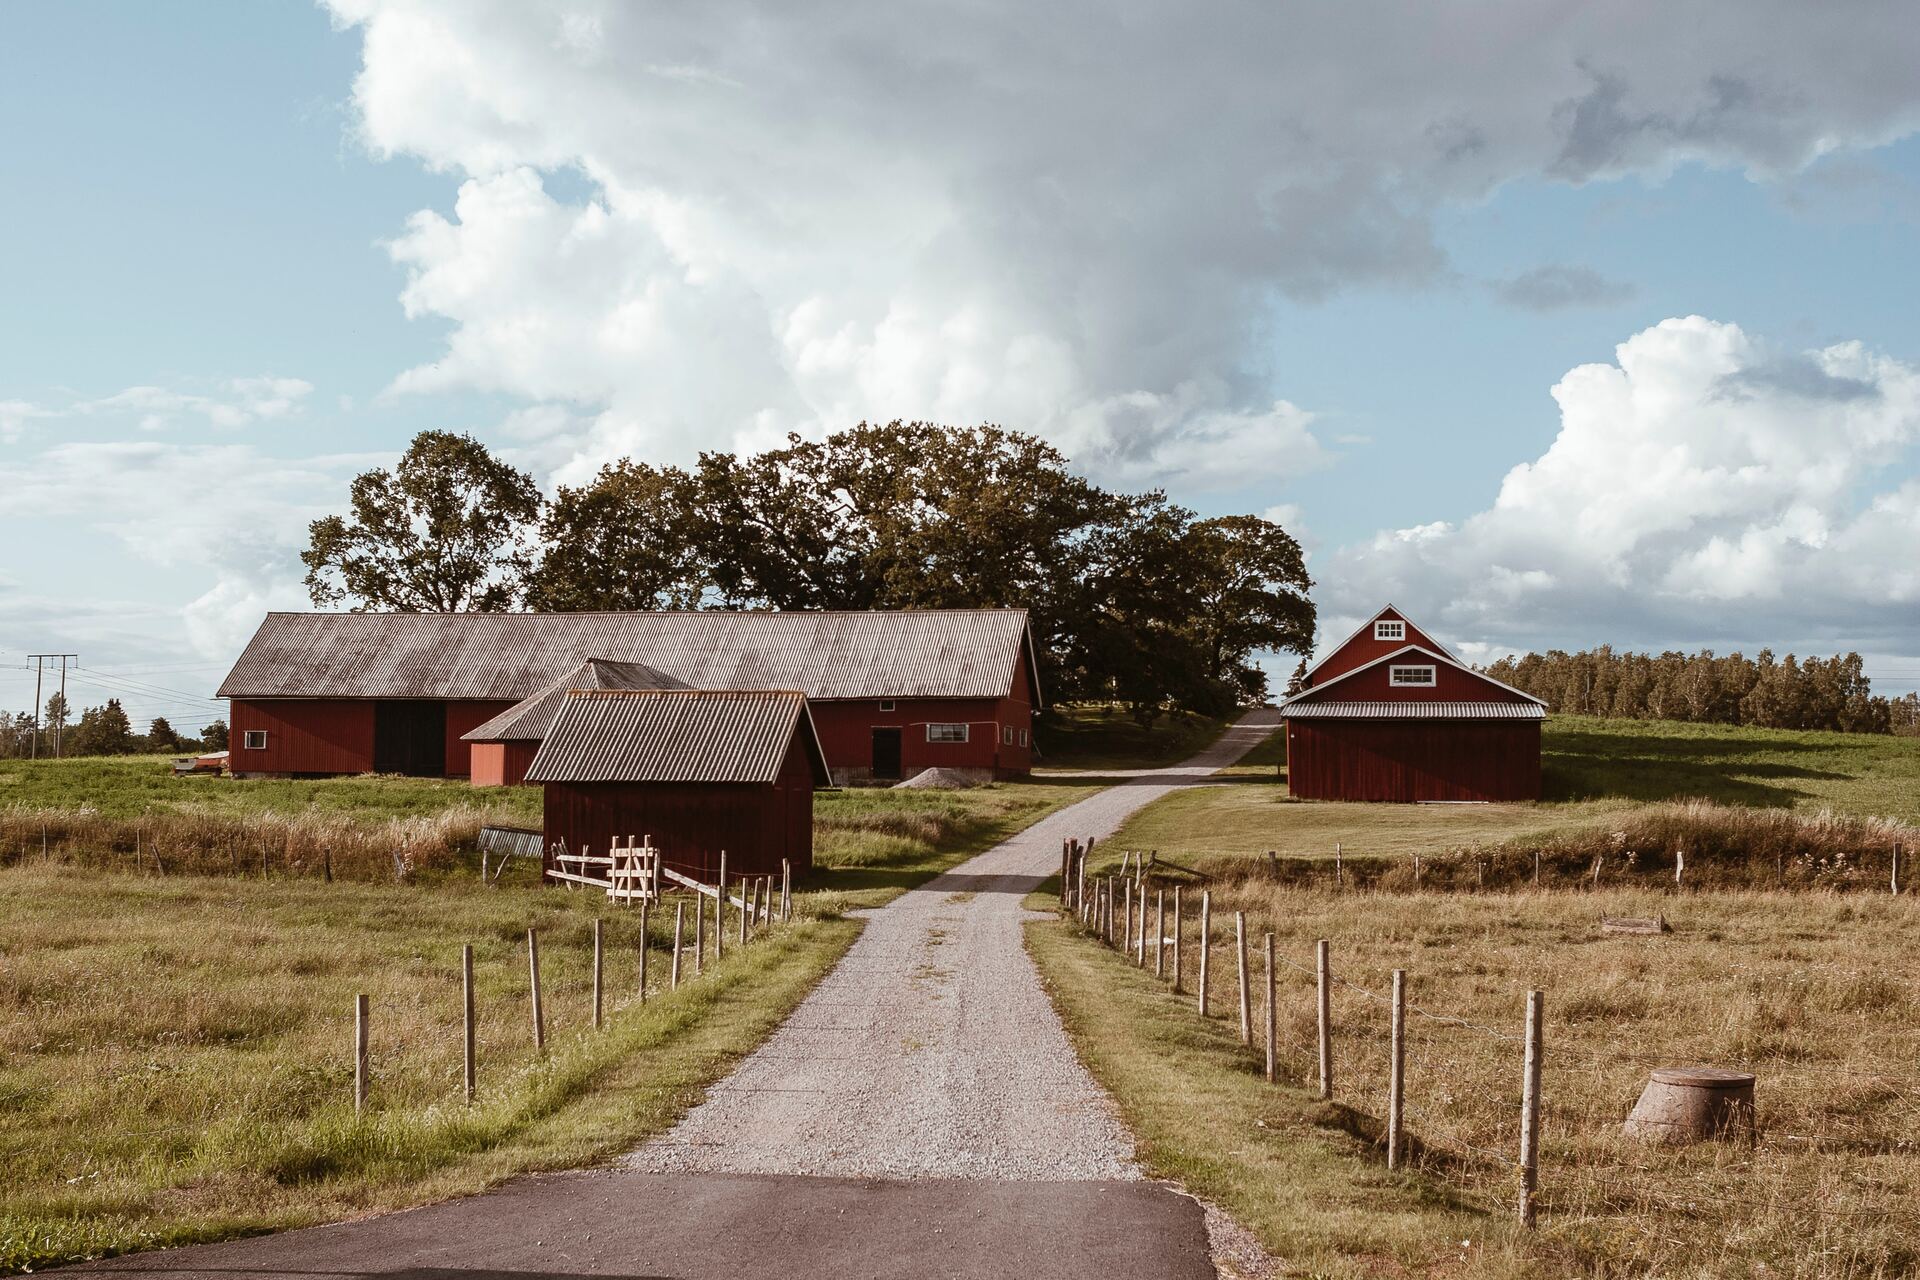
[1281,701,1546,720]
[218,609,1037,703]
[462,659,684,742]
[524,689,827,785]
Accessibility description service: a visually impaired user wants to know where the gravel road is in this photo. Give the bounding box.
[626,708,1282,1181]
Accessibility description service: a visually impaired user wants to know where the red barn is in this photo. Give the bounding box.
[217,610,1040,785]
[1279,605,1546,802]
[528,688,828,881]
[464,659,682,787]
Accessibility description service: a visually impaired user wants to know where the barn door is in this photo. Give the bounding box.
[871,727,902,780]
[374,700,447,776]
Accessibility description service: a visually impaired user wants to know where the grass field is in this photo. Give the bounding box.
[1030,885,1920,1278]
[1109,715,1920,863]
[1034,704,1235,771]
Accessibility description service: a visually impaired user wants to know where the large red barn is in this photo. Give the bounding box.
[1279,605,1546,802]
[217,610,1039,785]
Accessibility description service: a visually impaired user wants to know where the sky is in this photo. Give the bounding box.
[4,0,1920,733]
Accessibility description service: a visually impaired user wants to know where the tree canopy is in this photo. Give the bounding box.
[305,423,1316,720]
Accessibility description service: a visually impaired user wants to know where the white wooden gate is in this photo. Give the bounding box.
[547,834,660,903]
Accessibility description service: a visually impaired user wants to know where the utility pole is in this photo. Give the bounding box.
[28,655,77,759]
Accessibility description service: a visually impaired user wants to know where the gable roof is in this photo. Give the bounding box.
[1280,643,1547,709]
[523,689,830,786]
[218,609,1041,704]
[461,659,685,743]
[1302,603,1461,684]
[1280,700,1544,720]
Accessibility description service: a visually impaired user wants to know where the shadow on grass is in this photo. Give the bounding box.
[1544,729,1857,807]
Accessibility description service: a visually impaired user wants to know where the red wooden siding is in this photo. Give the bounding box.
[470,740,538,787]
[808,690,1032,783]
[1292,657,1530,704]
[1310,607,1450,685]
[1285,719,1540,802]
[229,699,373,775]
[445,700,516,777]
[541,737,815,881]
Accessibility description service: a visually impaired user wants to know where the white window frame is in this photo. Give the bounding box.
[1019,728,1029,747]
[1389,664,1436,687]
[1001,724,1015,745]
[242,729,268,750]
[926,722,969,744]
[1374,620,1406,641]
[878,699,896,712]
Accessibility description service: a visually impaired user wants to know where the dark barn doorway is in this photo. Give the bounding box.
[374,700,447,776]
[870,727,902,781]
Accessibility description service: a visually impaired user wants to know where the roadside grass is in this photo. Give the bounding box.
[1029,886,1920,1279]
[0,868,860,1271]
[1035,704,1234,772]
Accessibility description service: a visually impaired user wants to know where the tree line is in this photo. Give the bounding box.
[0,696,228,759]
[300,424,1317,721]
[1483,647,1920,736]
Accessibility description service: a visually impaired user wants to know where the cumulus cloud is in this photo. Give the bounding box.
[1325,316,1920,658]
[324,0,1920,486]
[1490,264,1638,311]
[0,377,315,439]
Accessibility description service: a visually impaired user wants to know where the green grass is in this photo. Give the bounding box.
[1034,704,1235,771]
[1107,715,1920,863]
[0,869,860,1271]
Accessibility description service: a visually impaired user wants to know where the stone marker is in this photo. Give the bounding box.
[1623,1066,1755,1144]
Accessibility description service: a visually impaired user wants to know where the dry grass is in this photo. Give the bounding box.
[1036,881,1920,1278]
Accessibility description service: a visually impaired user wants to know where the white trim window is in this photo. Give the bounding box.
[1389,664,1436,687]
[242,729,268,750]
[1374,619,1406,641]
[1019,728,1029,747]
[1001,724,1014,745]
[926,723,969,743]
[878,699,896,712]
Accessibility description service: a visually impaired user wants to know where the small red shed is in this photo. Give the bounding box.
[1279,605,1546,802]
[463,659,681,786]
[526,688,830,883]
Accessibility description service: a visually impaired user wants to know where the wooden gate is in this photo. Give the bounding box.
[547,834,660,902]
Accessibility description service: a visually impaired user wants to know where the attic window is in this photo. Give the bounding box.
[1374,620,1405,641]
[1389,665,1436,687]
[243,730,268,750]
[878,699,896,712]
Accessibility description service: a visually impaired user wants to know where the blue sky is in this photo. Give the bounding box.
[4,1,1920,731]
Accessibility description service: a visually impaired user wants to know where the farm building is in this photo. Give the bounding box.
[528,688,828,881]
[464,659,682,787]
[1278,605,1546,802]
[216,609,1040,785]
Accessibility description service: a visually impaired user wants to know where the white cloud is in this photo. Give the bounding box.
[323,0,1920,487]
[1,377,316,439]
[1327,316,1920,657]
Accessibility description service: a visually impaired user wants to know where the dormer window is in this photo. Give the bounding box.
[1374,620,1405,641]
[1389,665,1436,687]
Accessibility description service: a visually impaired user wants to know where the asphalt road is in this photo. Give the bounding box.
[70,711,1282,1280]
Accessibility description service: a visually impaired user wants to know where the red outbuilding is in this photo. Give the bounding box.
[527,688,828,882]
[217,610,1040,785]
[1278,605,1546,802]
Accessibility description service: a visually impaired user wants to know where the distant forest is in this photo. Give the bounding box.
[1483,648,1920,736]
[0,698,227,760]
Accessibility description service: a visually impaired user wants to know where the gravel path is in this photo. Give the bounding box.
[626,708,1282,1181]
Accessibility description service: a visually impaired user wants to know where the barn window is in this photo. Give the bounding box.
[1374,620,1405,640]
[927,723,969,743]
[1019,729,1029,746]
[242,730,268,750]
[879,699,896,712]
[1389,665,1436,686]
[1002,725,1014,745]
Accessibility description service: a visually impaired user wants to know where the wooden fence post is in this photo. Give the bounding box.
[1154,889,1166,978]
[1388,969,1406,1170]
[694,890,706,976]
[1234,911,1252,1045]
[354,993,369,1114]
[739,875,750,946]
[1675,846,1685,890]
[528,928,546,1050]
[1894,840,1902,896]
[1122,877,1133,954]
[462,944,476,1105]
[1061,839,1071,910]
[1076,843,1087,919]
[1172,885,1183,993]
[1135,881,1147,967]
[783,858,792,921]
[1519,989,1544,1228]
[638,900,651,1004]
[1197,891,1212,1016]
[1263,933,1276,1082]
[671,900,684,990]
[716,853,727,960]
[592,918,605,1030]
[1315,938,1331,1099]
[1334,841,1343,889]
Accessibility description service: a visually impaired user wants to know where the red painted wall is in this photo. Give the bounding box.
[229,699,373,775]
[445,700,516,777]
[470,741,539,787]
[810,694,1031,782]
[1295,658,1531,704]
[541,736,814,882]
[1285,719,1540,802]
[1311,608,1451,685]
